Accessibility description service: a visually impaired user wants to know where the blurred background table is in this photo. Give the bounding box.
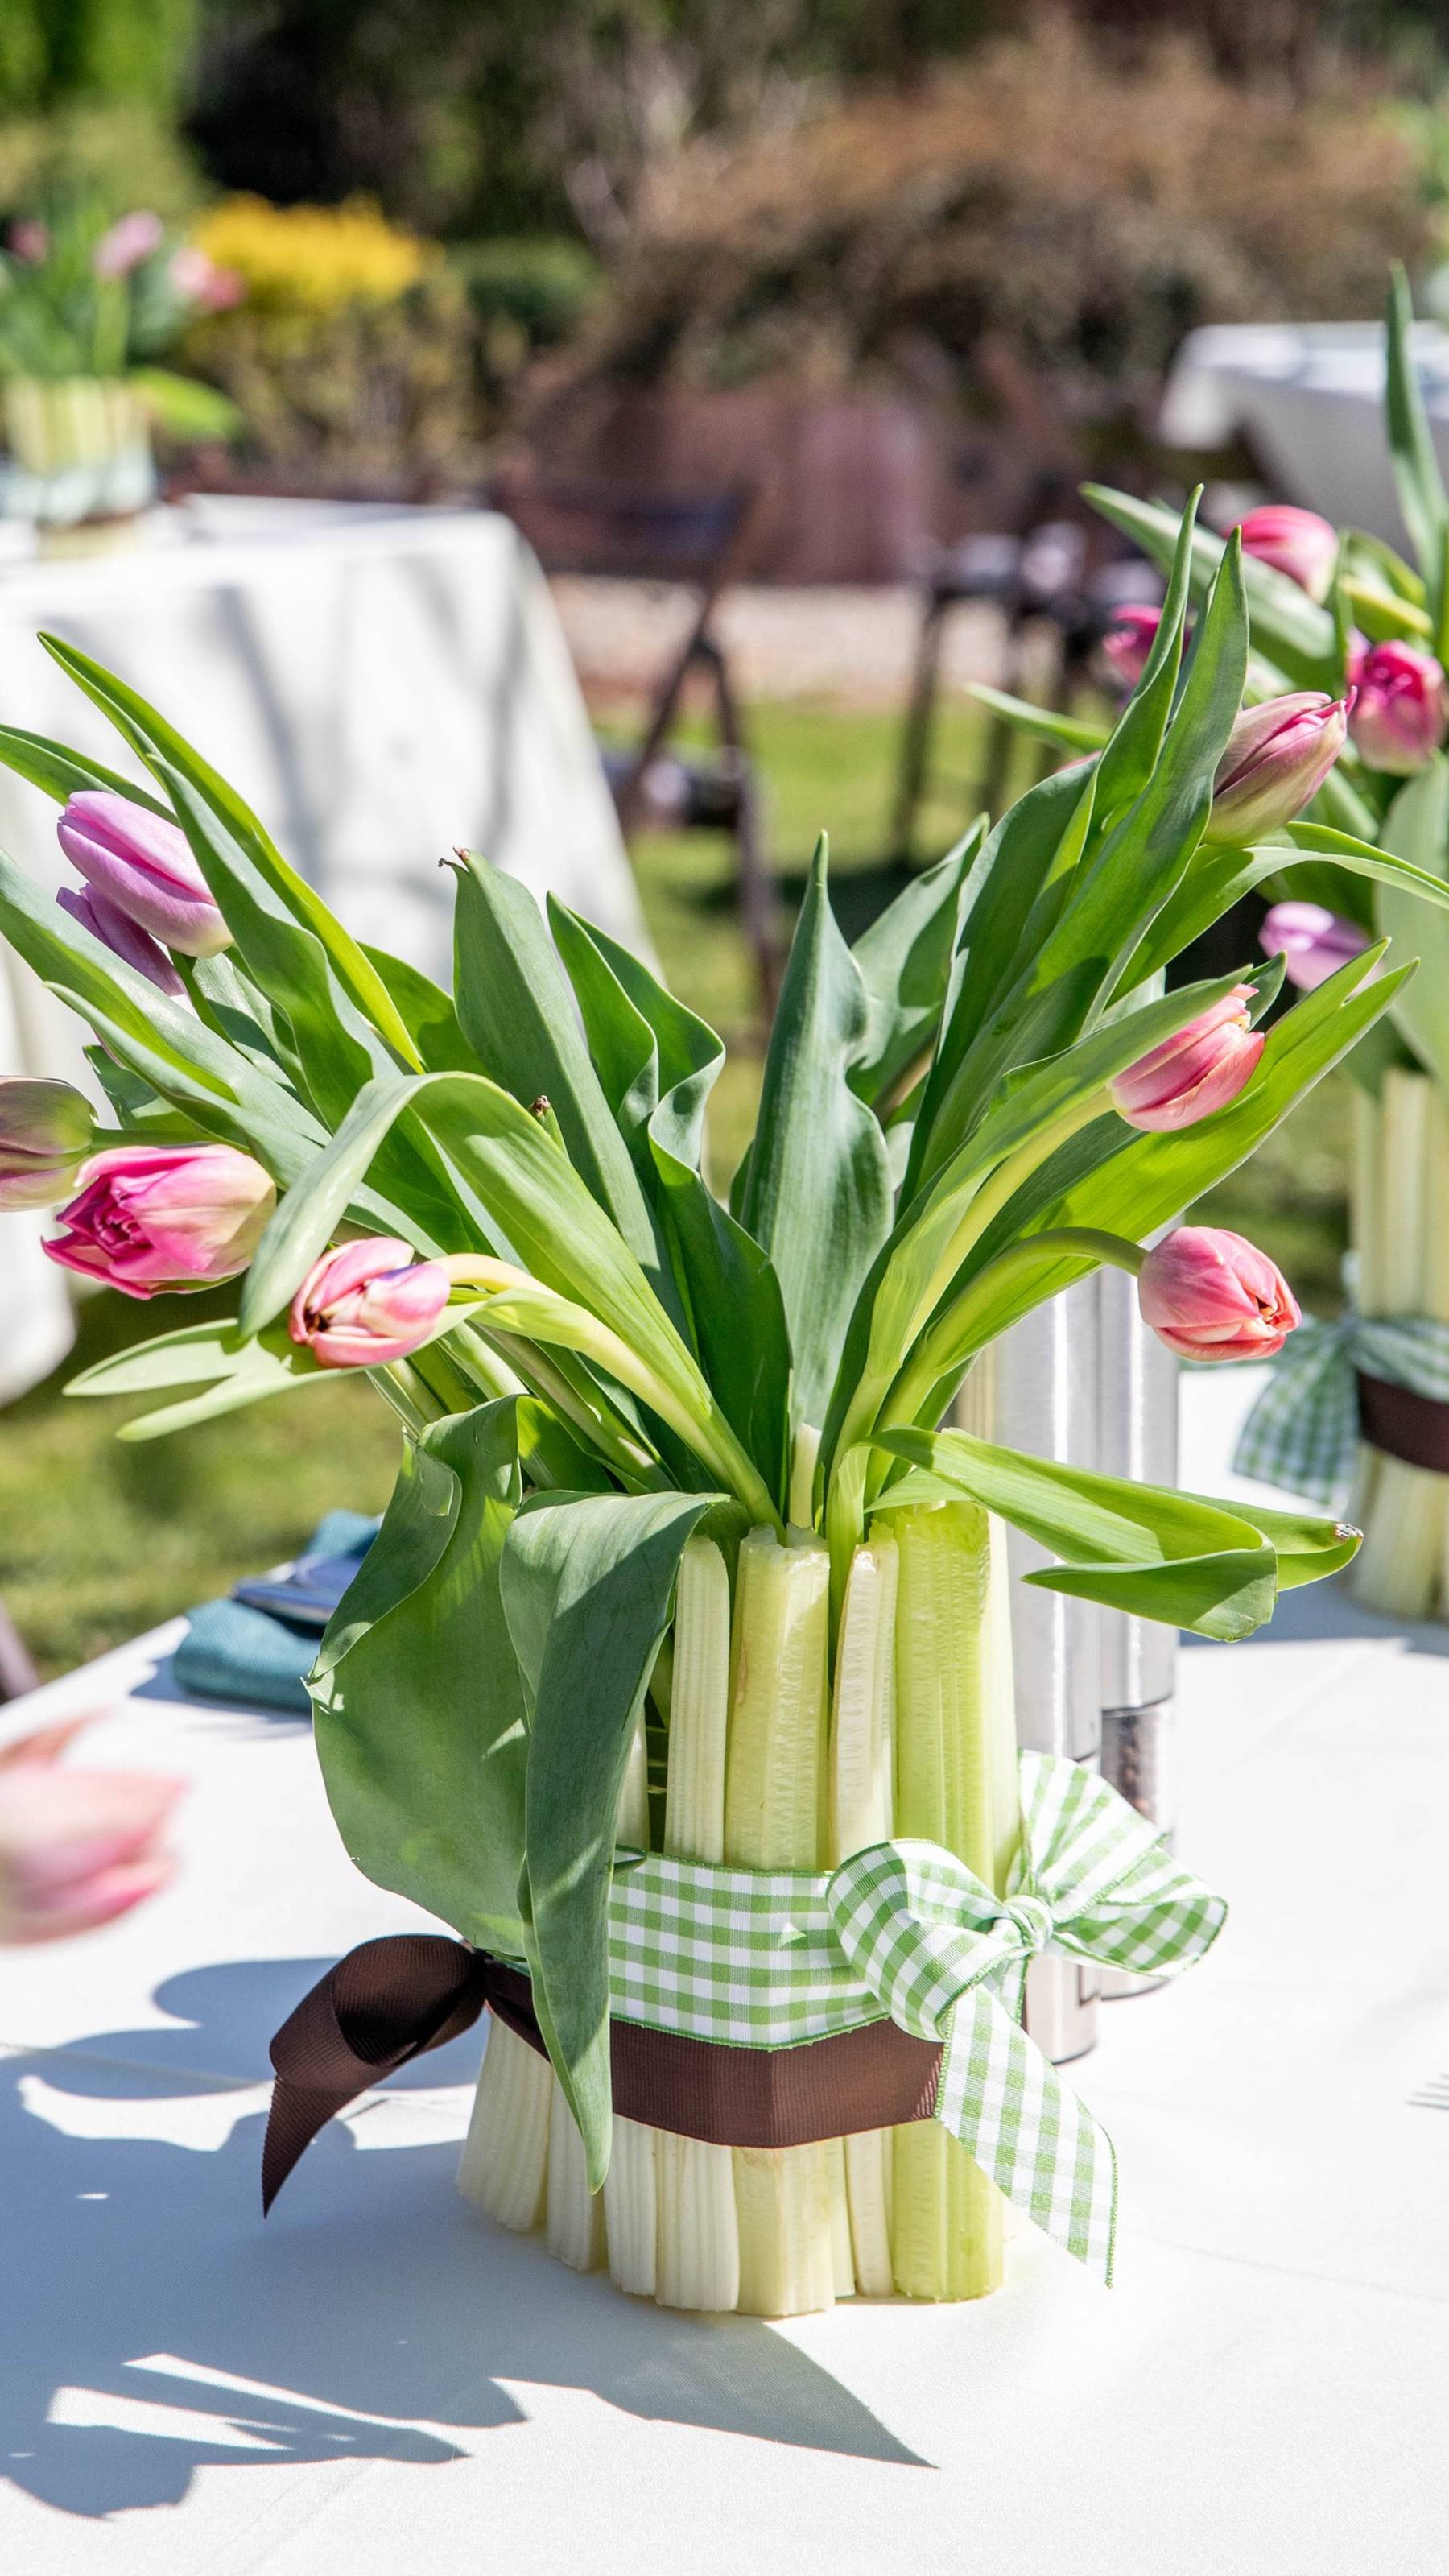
[1161,320,1449,544]
[0,494,646,1400]
[0,1368,1446,2575]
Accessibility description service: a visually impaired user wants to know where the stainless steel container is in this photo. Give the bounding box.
[1096,1263,1179,1996]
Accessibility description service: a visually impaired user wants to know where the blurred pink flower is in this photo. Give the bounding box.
[1348,640,1449,775]
[1138,1226,1300,1362]
[169,246,245,312]
[93,210,164,279]
[7,219,48,264]
[0,1724,180,1945]
[46,1144,275,1297]
[1100,603,1162,690]
[1259,901,1370,993]
[1236,505,1339,603]
[1110,986,1264,1132]
[289,1238,451,1368]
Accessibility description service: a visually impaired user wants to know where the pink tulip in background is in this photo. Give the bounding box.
[93,209,164,279]
[290,1238,451,1368]
[1203,693,1351,843]
[1235,505,1339,603]
[57,882,185,995]
[1138,1226,1300,1362]
[57,790,229,958]
[169,245,245,310]
[0,1722,180,1944]
[1100,604,1162,690]
[0,1078,95,1210]
[7,219,47,264]
[1260,901,1371,993]
[1109,986,1265,1132]
[1348,640,1449,775]
[46,1143,276,1296]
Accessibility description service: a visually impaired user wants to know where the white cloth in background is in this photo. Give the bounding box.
[0,497,646,1397]
[1160,320,1449,547]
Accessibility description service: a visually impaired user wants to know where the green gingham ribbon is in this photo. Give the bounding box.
[607,1751,1224,2281]
[1232,1311,1449,1506]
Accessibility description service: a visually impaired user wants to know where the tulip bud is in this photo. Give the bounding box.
[0,1729,180,1945]
[93,209,164,280]
[45,1144,275,1297]
[0,1078,96,1209]
[8,219,48,265]
[1138,1226,1300,1362]
[1109,985,1264,1133]
[1100,603,1162,691]
[1203,693,1350,844]
[1235,505,1339,604]
[1347,640,1449,776]
[289,1238,451,1369]
[57,790,230,959]
[1260,901,1370,994]
[57,883,185,996]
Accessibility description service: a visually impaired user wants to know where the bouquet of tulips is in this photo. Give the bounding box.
[1049,271,1449,1623]
[0,535,1439,2315]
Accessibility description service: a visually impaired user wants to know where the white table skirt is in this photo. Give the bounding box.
[1160,319,1449,548]
[0,497,648,1399]
[0,1369,1446,2570]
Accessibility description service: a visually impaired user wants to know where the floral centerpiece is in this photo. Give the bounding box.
[1061,271,1449,1622]
[0,191,241,535]
[0,526,1440,2312]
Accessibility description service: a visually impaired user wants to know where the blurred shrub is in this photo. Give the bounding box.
[179,197,477,481]
[570,26,1429,408]
[0,104,203,229]
[452,234,604,409]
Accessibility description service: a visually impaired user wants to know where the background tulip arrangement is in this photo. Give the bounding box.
[0,523,1435,2314]
[1064,268,1449,1619]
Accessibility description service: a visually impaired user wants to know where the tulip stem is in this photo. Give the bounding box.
[873,1226,1145,1449]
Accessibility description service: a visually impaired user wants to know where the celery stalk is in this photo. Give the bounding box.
[886,1501,1018,2301]
[456,2016,551,2231]
[725,1525,836,2318]
[829,1531,899,2295]
[602,1717,658,2294]
[1352,1069,1448,1617]
[656,1536,741,2312]
[546,2075,606,2270]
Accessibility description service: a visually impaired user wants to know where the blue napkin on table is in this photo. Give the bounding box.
[171,1511,378,1716]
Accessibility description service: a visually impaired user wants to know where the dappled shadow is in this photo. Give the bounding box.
[2,1958,926,2521]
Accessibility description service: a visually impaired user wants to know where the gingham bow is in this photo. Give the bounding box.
[1233,1310,1449,1505]
[607,1751,1225,2282]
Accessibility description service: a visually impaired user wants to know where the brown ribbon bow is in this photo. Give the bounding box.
[262,1937,944,2211]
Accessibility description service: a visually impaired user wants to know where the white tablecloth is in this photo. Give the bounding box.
[1160,319,1449,548]
[0,497,646,1399]
[1,1371,1446,2573]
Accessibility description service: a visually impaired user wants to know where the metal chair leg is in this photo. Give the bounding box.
[890,595,947,866]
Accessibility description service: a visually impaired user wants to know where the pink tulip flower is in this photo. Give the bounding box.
[1235,505,1339,604]
[7,220,48,264]
[0,1078,95,1210]
[1138,1226,1301,1362]
[1260,901,1371,994]
[93,210,164,279]
[1203,693,1351,843]
[1348,640,1449,775]
[0,1724,180,1945]
[57,790,229,958]
[45,1144,276,1297]
[169,246,246,311]
[289,1238,451,1369]
[57,883,185,996]
[1109,986,1265,1133]
[1100,604,1162,690]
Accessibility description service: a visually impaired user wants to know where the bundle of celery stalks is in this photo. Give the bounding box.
[2,482,1441,2317]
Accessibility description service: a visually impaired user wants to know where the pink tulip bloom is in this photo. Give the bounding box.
[1348,640,1449,775]
[0,1726,180,1945]
[7,219,48,264]
[57,790,229,958]
[1203,693,1351,844]
[1260,901,1370,994]
[57,883,184,996]
[45,1143,276,1297]
[1138,1226,1300,1362]
[93,210,164,279]
[1100,604,1162,690]
[169,246,246,311]
[1235,505,1339,604]
[1109,986,1265,1133]
[0,1078,95,1210]
[289,1238,451,1369]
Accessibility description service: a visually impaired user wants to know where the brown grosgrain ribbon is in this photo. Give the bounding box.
[1356,1370,1449,1474]
[262,1935,943,2211]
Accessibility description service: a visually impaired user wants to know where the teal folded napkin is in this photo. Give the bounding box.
[172,1512,377,1716]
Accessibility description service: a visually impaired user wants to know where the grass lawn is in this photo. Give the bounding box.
[0,694,1348,1679]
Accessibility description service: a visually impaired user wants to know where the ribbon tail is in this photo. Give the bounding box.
[935,1981,1117,2283]
[262,1933,493,2214]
